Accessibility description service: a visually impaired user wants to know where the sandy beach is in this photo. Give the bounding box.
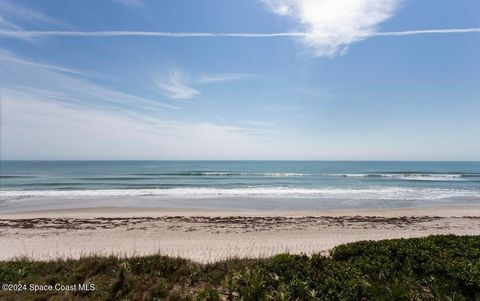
[1,205,480,263]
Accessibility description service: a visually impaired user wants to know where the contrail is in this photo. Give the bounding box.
[371,28,480,36]
[0,30,306,38]
[0,28,479,39]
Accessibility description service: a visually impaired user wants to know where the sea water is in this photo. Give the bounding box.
[1,161,479,212]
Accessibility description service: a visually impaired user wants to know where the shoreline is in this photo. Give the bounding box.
[1,204,480,263]
[1,203,480,218]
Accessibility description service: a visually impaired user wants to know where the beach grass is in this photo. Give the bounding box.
[1,235,479,300]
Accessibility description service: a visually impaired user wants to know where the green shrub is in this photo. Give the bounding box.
[196,287,220,301]
[0,235,479,300]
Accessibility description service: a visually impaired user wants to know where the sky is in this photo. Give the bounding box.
[0,0,479,160]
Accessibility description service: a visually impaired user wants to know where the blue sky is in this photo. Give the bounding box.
[0,0,479,160]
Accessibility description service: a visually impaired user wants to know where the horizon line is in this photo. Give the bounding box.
[1,159,479,162]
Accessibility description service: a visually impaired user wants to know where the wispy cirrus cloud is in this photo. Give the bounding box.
[0,1,55,26]
[0,50,178,111]
[155,67,200,100]
[0,50,280,159]
[198,73,260,84]
[0,49,83,75]
[0,91,270,160]
[242,120,276,127]
[1,86,275,160]
[262,0,403,57]
[0,15,21,29]
[0,0,57,41]
[155,68,259,99]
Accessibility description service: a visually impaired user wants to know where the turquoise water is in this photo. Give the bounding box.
[1,161,480,212]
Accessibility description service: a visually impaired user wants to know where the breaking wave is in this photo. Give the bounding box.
[1,186,479,201]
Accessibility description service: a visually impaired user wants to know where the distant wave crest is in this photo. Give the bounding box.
[332,173,480,181]
[126,172,308,177]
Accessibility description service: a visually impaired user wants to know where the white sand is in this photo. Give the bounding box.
[1,205,479,263]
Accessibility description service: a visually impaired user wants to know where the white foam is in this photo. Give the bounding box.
[258,173,307,177]
[1,186,478,201]
[183,172,307,177]
[334,173,466,181]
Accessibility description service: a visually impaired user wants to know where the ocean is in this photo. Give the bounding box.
[1,161,480,212]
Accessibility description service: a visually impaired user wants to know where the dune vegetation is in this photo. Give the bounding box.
[1,235,479,300]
